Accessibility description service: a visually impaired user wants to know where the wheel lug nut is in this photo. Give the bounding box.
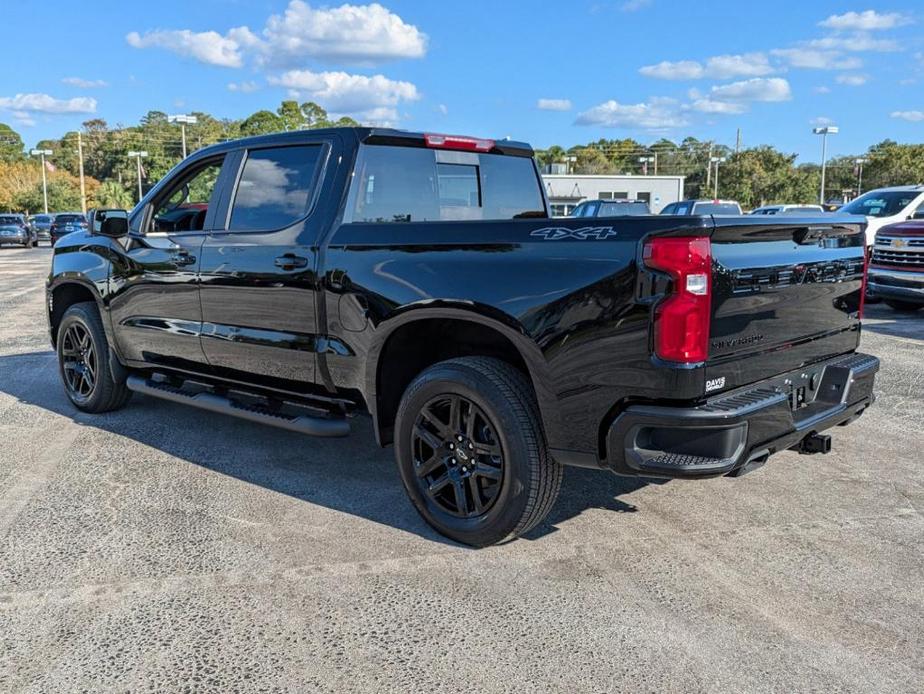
[448,443,454,449]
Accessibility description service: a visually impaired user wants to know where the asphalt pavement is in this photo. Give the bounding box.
[1,246,921,692]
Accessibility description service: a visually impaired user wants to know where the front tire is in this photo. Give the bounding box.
[394,357,562,547]
[57,302,131,413]
[885,300,922,312]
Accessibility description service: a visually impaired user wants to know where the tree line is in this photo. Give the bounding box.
[534,137,924,207]
[1,104,923,213]
[0,101,357,213]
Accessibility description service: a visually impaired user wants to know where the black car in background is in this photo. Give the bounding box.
[0,214,36,247]
[571,199,651,217]
[29,214,54,244]
[50,213,88,244]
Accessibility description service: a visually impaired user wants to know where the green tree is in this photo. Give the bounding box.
[93,180,134,208]
[0,123,24,161]
[239,110,284,136]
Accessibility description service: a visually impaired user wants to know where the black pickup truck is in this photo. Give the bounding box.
[47,127,878,546]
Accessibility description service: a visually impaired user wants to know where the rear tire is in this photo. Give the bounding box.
[394,357,561,547]
[57,302,132,413]
[885,300,922,312]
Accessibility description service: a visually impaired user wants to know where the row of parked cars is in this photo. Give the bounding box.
[570,198,828,218]
[0,212,88,248]
[569,185,924,312]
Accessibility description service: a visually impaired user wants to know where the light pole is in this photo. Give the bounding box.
[638,156,655,176]
[854,158,867,197]
[168,114,198,158]
[29,149,53,214]
[813,126,838,205]
[710,156,727,199]
[127,151,149,202]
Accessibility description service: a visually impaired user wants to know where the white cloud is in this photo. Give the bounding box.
[619,0,652,11]
[639,60,704,80]
[227,81,260,93]
[12,111,36,127]
[708,77,792,102]
[891,110,924,122]
[537,98,572,111]
[61,77,109,89]
[819,10,911,32]
[436,103,448,115]
[126,2,427,72]
[259,1,426,65]
[267,69,418,121]
[640,53,772,80]
[771,48,862,70]
[575,97,687,130]
[690,99,747,114]
[813,85,832,94]
[835,73,868,86]
[811,116,835,126]
[126,27,258,67]
[806,34,899,52]
[705,53,774,79]
[0,93,97,114]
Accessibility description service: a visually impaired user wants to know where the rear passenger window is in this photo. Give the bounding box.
[229,145,323,231]
[349,145,545,223]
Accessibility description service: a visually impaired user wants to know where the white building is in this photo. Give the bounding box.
[542,174,686,216]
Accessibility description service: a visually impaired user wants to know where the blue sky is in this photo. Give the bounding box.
[3,1,923,161]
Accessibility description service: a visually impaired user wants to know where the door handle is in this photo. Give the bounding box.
[172,251,196,267]
[274,254,309,270]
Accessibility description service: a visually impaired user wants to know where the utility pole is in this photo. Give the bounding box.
[735,128,742,155]
[710,156,727,199]
[30,149,53,214]
[168,114,198,158]
[854,158,867,197]
[705,144,713,190]
[638,156,655,176]
[813,126,838,205]
[77,132,87,214]
[127,151,148,202]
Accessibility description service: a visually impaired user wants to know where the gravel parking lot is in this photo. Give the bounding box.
[1,246,922,692]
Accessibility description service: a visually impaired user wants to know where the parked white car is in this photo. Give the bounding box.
[750,204,825,215]
[838,186,924,246]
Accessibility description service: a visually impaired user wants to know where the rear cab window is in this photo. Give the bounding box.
[347,145,546,223]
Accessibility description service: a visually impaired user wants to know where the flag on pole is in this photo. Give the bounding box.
[45,160,56,173]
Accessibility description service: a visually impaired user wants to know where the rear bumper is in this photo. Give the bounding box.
[868,267,924,304]
[604,352,879,479]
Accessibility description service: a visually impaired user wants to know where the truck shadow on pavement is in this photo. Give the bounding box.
[860,304,924,341]
[0,350,658,546]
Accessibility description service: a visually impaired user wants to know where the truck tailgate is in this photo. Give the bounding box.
[705,217,866,392]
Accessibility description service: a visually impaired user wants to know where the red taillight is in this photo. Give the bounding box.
[643,236,712,363]
[424,133,495,152]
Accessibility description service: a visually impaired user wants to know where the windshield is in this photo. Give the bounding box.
[841,190,920,217]
[598,201,650,216]
[0,216,21,225]
[693,202,741,215]
[55,214,85,224]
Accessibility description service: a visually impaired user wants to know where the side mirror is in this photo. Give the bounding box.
[89,208,129,238]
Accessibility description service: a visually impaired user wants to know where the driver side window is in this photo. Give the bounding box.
[148,157,225,234]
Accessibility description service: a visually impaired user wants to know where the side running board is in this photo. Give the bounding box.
[126,375,350,437]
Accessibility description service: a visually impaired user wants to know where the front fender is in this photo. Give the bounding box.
[47,233,118,349]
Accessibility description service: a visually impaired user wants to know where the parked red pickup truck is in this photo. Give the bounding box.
[868,220,924,311]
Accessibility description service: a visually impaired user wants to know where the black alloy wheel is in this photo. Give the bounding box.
[412,394,505,518]
[395,357,562,547]
[61,322,97,400]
